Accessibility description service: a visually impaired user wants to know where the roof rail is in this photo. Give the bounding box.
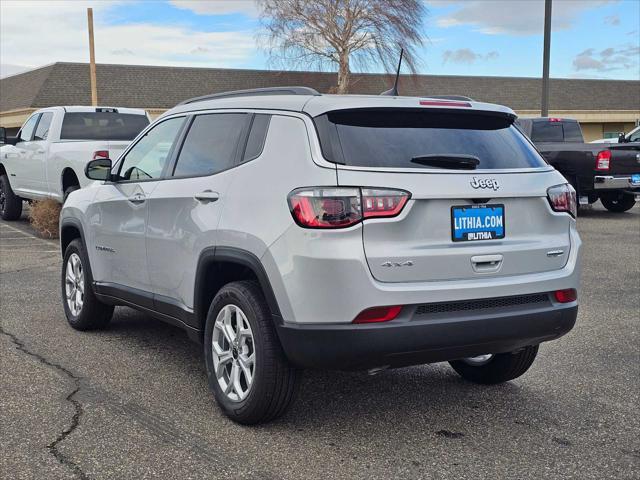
[178,86,321,105]
[426,95,474,101]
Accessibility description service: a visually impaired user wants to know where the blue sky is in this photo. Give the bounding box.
[1,0,638,80]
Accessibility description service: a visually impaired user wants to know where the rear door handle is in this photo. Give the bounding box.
[128,193,146,204]
[194,190,219,203]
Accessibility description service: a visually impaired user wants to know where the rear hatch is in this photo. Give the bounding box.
[315,107,572,283]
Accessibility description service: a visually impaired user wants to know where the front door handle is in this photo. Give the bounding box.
[128,192,146,204]
[194,190,219,203]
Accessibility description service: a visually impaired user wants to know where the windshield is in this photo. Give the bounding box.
[60,112,149,141]
[314,109,547,170]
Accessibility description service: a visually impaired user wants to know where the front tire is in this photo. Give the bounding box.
[449,345,539,384]
[61,239,114,330]
[0,173,23,220]
[204,281,299,424]
[600,192,636,213]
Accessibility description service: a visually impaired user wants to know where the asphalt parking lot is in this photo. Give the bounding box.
[1,204,638,480]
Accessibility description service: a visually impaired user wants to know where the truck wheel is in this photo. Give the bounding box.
[63,185,79,203]
[600,192,636,213]
[0,174,23,220]
[61,239,114,330]
[204,281,299,424]
[449,345,539,384]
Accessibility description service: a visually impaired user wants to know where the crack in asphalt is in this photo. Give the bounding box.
[0,326,89,480]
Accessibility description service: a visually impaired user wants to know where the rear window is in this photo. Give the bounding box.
[530,120,583,143]
[314,109,547,170]
[60,112,149,141]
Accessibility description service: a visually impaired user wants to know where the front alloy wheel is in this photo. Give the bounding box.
[211,304,256,402]
[64,253,85,316]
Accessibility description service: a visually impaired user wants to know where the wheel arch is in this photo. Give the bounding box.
[60,217,86,257]
[61,167,80,194]
[194,246,282,334]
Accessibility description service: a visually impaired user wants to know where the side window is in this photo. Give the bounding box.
[33,112,54,141]
[117,117,184,181]
[19,114,40,142]
[243,114,271,162]
[173,113,247,177]
[628,129,640,142]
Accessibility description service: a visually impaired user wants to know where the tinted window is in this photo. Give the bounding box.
[530,122,564,142]
[118,117,184,181]
[33,112,53,141]
[173,113,247,177]
[243,114,271,162]
[315,109,546,170]
[60,112,149,141]
[19,114,39,142]
[628,129,640,142]
[562,121,583,142]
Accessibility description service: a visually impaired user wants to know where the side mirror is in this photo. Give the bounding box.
[618,133,627,143]
[85,158,112,181]
[0,127,6,144]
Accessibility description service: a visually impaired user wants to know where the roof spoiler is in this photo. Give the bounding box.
[426,95,474,102]
[178,86,321,105]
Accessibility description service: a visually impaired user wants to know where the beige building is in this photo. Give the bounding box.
[1,62,638,141]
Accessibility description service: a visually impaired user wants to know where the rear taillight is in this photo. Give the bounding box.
[595,150,611,171]
[93,150,109,160]
[554,289,577,303]
[353,305,402,324]
[547,184,577,218]
[288,187,410,229]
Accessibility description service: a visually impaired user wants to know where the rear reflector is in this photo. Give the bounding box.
[353,306,402,324]
[554,289,577,303]
[595,150,611,171]
[420,100,471,108]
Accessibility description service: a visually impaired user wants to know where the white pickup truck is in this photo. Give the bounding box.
[0,106,149,220]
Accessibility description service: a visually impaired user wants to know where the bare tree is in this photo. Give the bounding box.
[258,0,425,93]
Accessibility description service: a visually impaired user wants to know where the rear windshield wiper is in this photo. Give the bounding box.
[410,154,480,170]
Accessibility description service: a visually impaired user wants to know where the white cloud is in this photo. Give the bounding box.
[573,44,640,73]
[442,48,498,64]
[0,0,256,77]
[434,0,613,36]
[169,0,259,16]
[604,14,620,26]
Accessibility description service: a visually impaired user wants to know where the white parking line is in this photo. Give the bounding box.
[0,223,57,246]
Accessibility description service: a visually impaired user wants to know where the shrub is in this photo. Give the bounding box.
[29,199,61,239]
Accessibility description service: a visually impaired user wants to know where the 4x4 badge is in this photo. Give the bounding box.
[470,177,500,190]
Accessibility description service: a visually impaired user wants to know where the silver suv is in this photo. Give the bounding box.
[60,87,582,424]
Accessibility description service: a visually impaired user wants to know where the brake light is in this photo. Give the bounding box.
[288,187,410,229]
[549,118,562,122]
[420,100,471,108]
[93,150,109,160]
[353,305,402,324]
[595,150,611,171]
[554,289,577,303]
[547,184,577,218]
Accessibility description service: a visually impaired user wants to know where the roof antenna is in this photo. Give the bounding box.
[381,48,404,96]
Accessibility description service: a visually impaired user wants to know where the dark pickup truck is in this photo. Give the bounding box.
[517,117,640,213]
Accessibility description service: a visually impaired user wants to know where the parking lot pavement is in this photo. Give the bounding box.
[1,204,639,480]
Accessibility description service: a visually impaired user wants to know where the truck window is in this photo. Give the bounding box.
[562,121,583,142]
[33,112,54,141]
[60,112,149,141]
[19,114,40,142]
[530,122,564,142]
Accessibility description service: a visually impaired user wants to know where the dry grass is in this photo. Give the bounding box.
[29,199,61,239]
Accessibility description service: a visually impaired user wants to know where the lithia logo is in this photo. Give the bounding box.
[470,177,500,190]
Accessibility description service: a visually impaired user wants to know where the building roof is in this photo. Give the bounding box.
[1,62,639,113]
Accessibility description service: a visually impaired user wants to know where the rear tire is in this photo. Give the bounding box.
[600,192,636,213]
[204,281,299,424]
[63,185,79,203]
[449,345,539,384]
[61,239,114,330]
[0,174,23,220]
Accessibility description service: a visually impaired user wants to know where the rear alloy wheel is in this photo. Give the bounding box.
[600,192,636,213]
[204,281,299,424]
[0,174,23,220]
[449,345,539,384]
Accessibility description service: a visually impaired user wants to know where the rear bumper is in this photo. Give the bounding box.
[594,175,640,191]
[275,302,577,370]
